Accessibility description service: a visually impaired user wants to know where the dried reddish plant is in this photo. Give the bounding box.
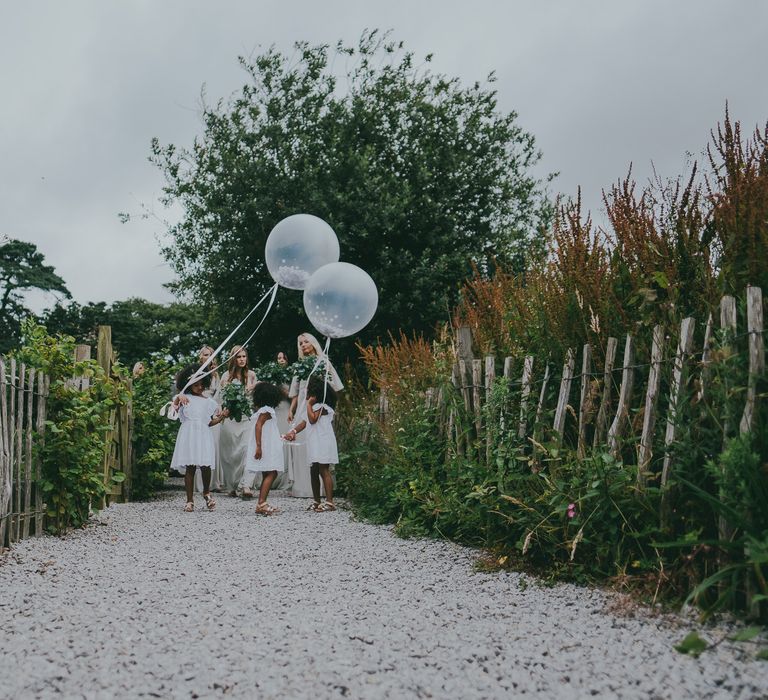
[357,330,446,395]
[706,106,768,294]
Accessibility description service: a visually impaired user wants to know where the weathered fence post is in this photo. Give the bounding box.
[660,318,696,491]
[22,368,35,539]
[607,335,635,458]
[35,375,49,535]
[637,325,665,487]
[13,361,25,542]
[577,344,593,459]
[472,359,483,441]
[484,356,495,464]
[532,362,551,447]
[697,313,714,403]
[518,356,534,439]
[553,348,575,448]
[740,286,764,617]
[0,358,9,547]
[593,337,618,447]
[740,286,764,434]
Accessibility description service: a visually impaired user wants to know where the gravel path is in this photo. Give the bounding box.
[1,485,766,699]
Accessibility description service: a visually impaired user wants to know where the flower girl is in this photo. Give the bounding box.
[244,382,287,515]
[170,364,229,512]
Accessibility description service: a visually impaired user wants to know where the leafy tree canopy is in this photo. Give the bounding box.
[39,298,214,367]
[151,30,552,361]
[0,239,70,353]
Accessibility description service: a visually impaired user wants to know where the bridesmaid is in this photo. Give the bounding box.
[194,345,222,493]
[287,332,343,498]
[218,345,257,496]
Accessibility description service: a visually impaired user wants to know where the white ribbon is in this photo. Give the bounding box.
[159,283,280,419]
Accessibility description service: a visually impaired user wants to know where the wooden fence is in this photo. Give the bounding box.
[0,325,132,550]
[0,358,49,548]
[383,287,765,490]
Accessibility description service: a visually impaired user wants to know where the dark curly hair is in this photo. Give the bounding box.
[307,376,337,409]
[175,363,212,394]
[251,381,286,410]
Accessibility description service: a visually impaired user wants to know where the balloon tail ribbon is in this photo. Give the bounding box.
[166,283,279,413]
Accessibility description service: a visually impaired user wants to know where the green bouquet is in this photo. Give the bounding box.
[221,382,252,422]
[291,355,323,381]
[255,361,293,386]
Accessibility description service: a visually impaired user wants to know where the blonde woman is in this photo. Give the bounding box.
[218,345,257,496]
[194,345,223,493]
[286,332,343,498]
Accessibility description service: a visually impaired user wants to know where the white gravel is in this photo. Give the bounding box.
[0,484,766,699]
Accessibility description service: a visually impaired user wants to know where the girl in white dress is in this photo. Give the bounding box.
[218,345,257,496]
[286,332,343,497]
[170,364,229,512]
[195,345,222,493]
[244,382,286,515]
[286,377,338,512]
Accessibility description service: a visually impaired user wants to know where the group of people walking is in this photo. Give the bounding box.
[168,332,344,515]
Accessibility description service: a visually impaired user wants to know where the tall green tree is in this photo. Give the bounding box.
[151,31,552,360]
[0,239,70,353]
[40,298,214,367]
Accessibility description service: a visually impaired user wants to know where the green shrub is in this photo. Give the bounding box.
[131,359,178,500]
[16,320,129,534]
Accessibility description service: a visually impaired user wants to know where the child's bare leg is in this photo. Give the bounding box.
[201,467,212,494]
[258,471,277,504]
[184,466,195,503]
[310,463,321,503]
[319,464,333,503]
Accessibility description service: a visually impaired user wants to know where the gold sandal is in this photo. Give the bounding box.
[183,502,194,512]
[255,502,278,516]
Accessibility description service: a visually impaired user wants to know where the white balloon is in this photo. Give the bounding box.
[303,262,378,339]
[265,214,340,290]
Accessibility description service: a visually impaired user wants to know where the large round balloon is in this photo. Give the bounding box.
[265,214,340,290]
[303,262,378,339]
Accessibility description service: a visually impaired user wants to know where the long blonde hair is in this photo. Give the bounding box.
[296,332,344,391]
[225,345,250,384]
[198,345,219,383]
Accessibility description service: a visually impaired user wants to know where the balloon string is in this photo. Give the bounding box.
[161,283,279,417]
[192,283,279,387]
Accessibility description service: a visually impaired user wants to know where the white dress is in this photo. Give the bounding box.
[286,377,312,496]
[170,396,219,473]
[244,407,285,473]
[218,371,256,492]
[195,376,222,491]
[273,386,291,489]
[306,403,339,465]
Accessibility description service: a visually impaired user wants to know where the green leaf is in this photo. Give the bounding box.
[652,270,670,289]
[757,649,768,661]
[111,471,126,484]
[731,627,763,642]
[674,632,708,657]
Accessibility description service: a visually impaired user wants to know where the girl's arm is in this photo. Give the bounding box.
[253,412,270,459]
[246,370,257,392]
[284,419,306,440]
[306,397,321,424]
[208,408,229,427]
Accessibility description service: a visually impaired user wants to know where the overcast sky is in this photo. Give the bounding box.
[2,0,767,313]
